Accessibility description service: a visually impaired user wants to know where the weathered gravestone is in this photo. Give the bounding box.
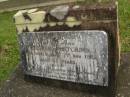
[13,0,120,92]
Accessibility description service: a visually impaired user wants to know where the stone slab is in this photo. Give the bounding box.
[14,3,118,88]
[0,53,129,97]
[18,30,108,86]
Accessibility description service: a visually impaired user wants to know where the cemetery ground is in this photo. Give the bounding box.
[0,0,130,97]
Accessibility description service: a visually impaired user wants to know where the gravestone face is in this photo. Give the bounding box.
[14,2,119,87]
[19,31,108,86]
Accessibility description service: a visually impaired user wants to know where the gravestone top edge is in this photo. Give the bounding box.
[14,1,117,18]
[13,2,117,34]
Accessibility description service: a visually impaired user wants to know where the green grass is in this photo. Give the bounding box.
[0,12,19,85]
[119,0,130,52]
[0,0,130,85]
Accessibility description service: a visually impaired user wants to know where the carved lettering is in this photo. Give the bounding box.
[19,30,108,86]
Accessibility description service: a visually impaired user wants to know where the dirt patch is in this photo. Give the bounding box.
[0,46,2,53]
[0,44,12,55]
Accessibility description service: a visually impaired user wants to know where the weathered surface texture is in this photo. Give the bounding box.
[19,31,108,86]
[14,3,118,33]
[14,2,119,88]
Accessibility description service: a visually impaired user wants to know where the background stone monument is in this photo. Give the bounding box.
[14,0,119,95]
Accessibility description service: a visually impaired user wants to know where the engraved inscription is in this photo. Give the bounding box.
[19,30,108,86]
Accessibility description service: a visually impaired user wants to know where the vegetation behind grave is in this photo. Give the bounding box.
[0,0,130,85]
[0,12,19,85]
[119,0,130,52]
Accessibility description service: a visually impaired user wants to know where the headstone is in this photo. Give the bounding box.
[14,1,119,87]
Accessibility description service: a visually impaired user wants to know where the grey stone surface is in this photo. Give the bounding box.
[50,5,69,20]
[18,30,108,86]
[0,53,130,97]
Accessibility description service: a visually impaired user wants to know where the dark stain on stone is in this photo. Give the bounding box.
[23,26,29,32]
[18,34,28,72]
[22,12,32,21]
[76,65,80,82]
[44,13,59,22]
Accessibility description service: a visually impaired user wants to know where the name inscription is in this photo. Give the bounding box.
[19,30,108,86]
